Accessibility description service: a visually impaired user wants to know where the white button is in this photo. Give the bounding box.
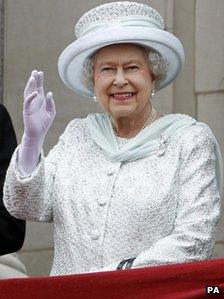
[91,230,100,240]
[98,198,107,206]
[107,171,114,176]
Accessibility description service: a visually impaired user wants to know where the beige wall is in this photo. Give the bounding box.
[3,0,224,276]
[173,0,224,257]
[195,0,224,257]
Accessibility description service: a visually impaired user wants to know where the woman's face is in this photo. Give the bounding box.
[93,43,154,119]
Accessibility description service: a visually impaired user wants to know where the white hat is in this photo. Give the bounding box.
[58,1,185,99]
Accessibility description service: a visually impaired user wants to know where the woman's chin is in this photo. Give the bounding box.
[109,107,137,118]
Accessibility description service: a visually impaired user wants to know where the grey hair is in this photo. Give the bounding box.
[81,46,168,91]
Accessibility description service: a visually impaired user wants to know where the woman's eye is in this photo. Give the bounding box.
[102,67,113,71]
[127,66,138,70]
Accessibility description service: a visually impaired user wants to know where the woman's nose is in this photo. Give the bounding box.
[113,69,128,86]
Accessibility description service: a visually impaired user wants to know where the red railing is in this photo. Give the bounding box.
[0,258,224,299]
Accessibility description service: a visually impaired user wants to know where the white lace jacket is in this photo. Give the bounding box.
[3,116,221,276]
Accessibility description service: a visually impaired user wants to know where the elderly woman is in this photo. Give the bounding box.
[3,2,223,276]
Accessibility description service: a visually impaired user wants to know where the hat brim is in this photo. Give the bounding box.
[58,26,185,99]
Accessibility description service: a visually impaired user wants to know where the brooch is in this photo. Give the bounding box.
[157,134,168,157]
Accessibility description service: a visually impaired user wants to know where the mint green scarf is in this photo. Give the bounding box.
[87,113,223,196]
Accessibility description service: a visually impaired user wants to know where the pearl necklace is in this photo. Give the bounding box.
[111,107,157,137]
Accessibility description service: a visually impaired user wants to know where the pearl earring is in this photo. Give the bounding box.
[93,92,98,102]
[150,89,155,98]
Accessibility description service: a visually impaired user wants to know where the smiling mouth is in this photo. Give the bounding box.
[110,93,136,101]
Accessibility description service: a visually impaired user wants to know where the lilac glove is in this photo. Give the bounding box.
[18,70,56,175]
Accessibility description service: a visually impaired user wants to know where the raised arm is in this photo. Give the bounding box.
[18,70,56,175]
[3,70,58,222]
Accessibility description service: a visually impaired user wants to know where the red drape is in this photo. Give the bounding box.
[0,258,223,299]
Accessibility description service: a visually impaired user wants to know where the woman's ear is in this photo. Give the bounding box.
[150,75,155,90]
[92,65,97,88]
[151,72,155,83]
[148,68,155,83]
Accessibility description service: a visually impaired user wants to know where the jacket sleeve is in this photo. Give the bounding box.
[129,124,221,269]
[0,104,26,255]
[3,119,77,223]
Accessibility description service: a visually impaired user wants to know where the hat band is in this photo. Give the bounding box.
[78,17,164,38]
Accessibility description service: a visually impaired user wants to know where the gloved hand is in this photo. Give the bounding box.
[18,70,56,175]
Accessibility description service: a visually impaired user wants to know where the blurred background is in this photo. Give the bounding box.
[0,0,223,276]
